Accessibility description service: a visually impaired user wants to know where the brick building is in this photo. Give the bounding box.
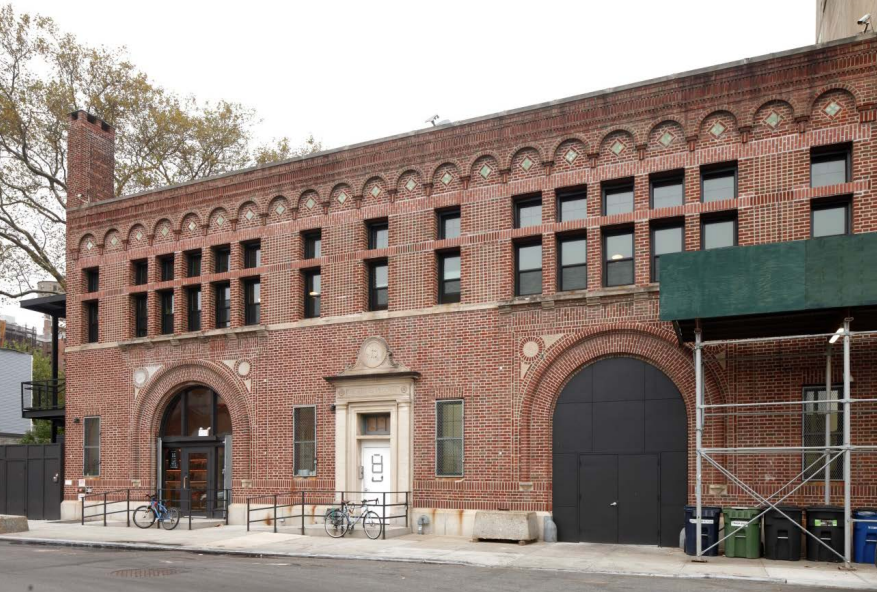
[62,33,877,546]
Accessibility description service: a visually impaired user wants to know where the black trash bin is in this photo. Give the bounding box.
[806,506,845,563]
[764,506,803,561]
[684,505,721,557]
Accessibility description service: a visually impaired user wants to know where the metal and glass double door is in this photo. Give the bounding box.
[164,446,218,516]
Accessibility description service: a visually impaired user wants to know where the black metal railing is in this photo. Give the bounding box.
[21,379,65,415]
[81,488,231,530]
[246,490,410,540]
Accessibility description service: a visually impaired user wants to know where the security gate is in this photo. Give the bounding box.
[0,444,63,520]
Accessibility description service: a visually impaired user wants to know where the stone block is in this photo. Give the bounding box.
[472,510,538,544]
[0,515,28,534]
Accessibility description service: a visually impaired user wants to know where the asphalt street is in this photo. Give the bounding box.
[0,541,839,592]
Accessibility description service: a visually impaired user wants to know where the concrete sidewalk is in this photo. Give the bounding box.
[2,520,876,590]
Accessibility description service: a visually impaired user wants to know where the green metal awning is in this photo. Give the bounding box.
[660,233,877,341]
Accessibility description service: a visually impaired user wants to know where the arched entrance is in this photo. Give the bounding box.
[159,387,232,516]
[552,357,687,546]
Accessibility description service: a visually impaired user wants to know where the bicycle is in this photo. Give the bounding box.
[324,498,383,539]
[133,494,181,530]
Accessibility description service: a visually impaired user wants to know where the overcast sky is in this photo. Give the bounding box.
[3,0,816,326]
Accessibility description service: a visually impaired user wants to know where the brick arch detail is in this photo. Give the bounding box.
[130,360,254,486]
[517,324,725,482]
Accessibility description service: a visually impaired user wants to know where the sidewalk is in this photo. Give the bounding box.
[2,520,876,590]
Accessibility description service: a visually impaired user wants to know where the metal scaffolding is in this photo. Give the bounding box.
[692,320,877,566]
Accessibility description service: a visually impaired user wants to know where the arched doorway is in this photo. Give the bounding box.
[552,357,687,546]
[159,387,232,516]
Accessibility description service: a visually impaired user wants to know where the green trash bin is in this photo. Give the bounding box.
[723,507,762,558]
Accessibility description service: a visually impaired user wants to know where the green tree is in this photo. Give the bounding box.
[0,4,321,301]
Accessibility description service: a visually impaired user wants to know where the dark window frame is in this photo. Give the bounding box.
[436,399,464,477]
[700,212,739,250]
[213,245,231,274]
[133,260,149,286]
[802,384,844,480]
[243,278,261,325]
[367,220,389,250]
[437,207,462,240]
[557,233,588,292]
[650,220,685,283]
[649,169,685,209]
[304,268,321,319]
[133,293,148,338]
[303,230,322,260]
[601,178,635,216]
[810,143,851,188]
[700,162,738,203]
[84,268,100,293]
[186,250,202,278]
[602,226,635,287]
[368,259,389,311]
[83,416,100,477]
[158,255,175,282]
[438,250,461,304]
[243,240,262,269]
[159,290,174,335]
[214,282,231,328]
[85,301,99,343]
[513,194,543,229]
[810,197,851,238]
[293,405,317,477]
[186,286,202,332]
[514,239,543,297]
[556,185,588,222]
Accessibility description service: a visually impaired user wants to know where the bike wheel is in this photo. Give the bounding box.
[132,505,156,529]
[161,507,180,530]
[362,511,383,540]
[324,509,347,538]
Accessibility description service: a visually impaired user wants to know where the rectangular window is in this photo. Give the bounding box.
[304,270,321,318]
[811,200,850,237]
[214,246,231,273]
[362,413,390,435]
[186,250,202,278]
[811,144,850,188]
[701,163,737,203]
[438,251,461,304]
[651,224,684,282]
[650,171,685,209]
[701,216,737,250]
[515,241,543,296]
[159,255,174,282]
[133,294,148,338]
[602,180,635,216]
[514,195,542,228]
[436,400,463,477]
[558,235,587,291]
[215,283,231,328]
[159,291,174,335]
[293,406,316,477]
[557,185,588,222]
[243,241,261,269]
[83,416,100,477]
[603,230,634,287]
[86,301,99,343]
[369,261,388,311]
[85,268,99,293]
[368,220,389,250]
[803,385,843,480]
[304,231,322,259]
[133,260,148,286]
[187,286,202,331]
[438,208,461,239]
[244,279,261,325]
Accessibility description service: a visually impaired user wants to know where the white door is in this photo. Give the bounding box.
[361,441,391,518]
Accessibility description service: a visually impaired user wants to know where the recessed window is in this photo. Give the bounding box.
[811,200,850,237]
[514,195,542,228]
[650,171,684,209]
[701,215,737,250]
[244,278,261,325]
[84,268,99,293]
[557,185,588,222]
[515,241,542,296]
[304,269,321,318]
[133,260,148,286]
[159,255,174,282]
[803,385,843,480]
[243,241,261,269]
[293,406,316,477]
[651,224,684,282]
[438,251,461,304]
[83,416,100,477]
[602,181,634,216]
[186,250,202,278]
[304,231,322,259]
[187,286,202,332]
[85,301,99,343]
[436,400,463,477]
[701,163,737,203]
[133,294,148,338]
[368,220,389,250]
[159,291,174,335]
[213,246,231,274]
[362,413,390,435]
[811,144,851,188]
[438,208,461,240]
[603,230,634,287]
[369,260,388,311]
[558,235,587,291]
[214,283,230,328]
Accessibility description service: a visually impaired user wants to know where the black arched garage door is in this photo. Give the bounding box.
[552,357,687,546]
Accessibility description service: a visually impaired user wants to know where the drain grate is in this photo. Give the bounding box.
[110,567,184,578]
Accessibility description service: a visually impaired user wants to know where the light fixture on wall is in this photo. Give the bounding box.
[829,327,844,344]
[859,14,871,33]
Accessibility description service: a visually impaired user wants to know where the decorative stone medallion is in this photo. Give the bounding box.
[337,191,348,204]
[135,230,143,241]
[370,185,381,198]
[216,214,225,227]
[85,240,94,251]
[610,139,625,155]
[440,172,453,186]
[275,203,286,215]
[658,131,674,147]
[564,148,578,164]
[160,225,170,237]
[133,368,149,388]
[361,338,388,368]
[245,209,255,221]
[520,156,534,171]
[188,220,198,231]
[709,121,727,138]
[522,340,540,359]
[479,164,492,179]
[236,360,251,377]
[764,111,781,128]
[305,197,315,210]
[405,178,417,192]
[110,236,119,246]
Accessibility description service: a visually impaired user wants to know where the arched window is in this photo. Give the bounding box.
[161,387,231,438]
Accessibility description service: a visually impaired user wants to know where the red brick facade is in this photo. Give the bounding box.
[64,36,877,513]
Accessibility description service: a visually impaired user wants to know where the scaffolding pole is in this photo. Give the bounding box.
[694,328,704,561]
[843,318,852,566]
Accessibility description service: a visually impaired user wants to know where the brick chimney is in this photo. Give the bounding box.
[67,110,115,208]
